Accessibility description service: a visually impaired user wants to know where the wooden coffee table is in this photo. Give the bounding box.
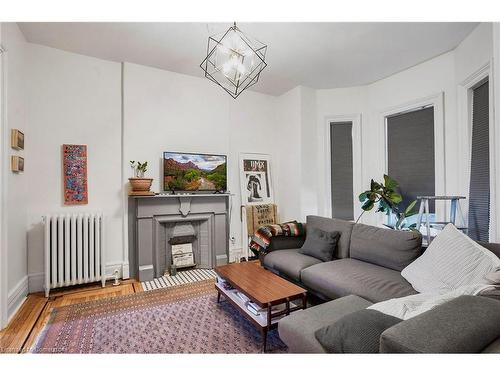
[214,261,307,352]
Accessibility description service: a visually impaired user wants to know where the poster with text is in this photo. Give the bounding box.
[239,153,274,205]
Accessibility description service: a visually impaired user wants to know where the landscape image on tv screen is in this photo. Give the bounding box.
[163,152,227,192]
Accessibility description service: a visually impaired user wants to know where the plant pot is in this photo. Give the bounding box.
[129,177,153,193]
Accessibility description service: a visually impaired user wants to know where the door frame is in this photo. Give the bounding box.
[323,114,363,220]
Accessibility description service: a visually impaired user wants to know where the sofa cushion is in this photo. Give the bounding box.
[301,258,417,303]
[478,286,500,300]
[479,242,500,259]
[299,228,339,262]
[315,309,402,353]
[350,223,422,271]
[278,295,372,353]
[262,249,321,281]
[380,296,500,353]
[402,224,500,293]
[306,216,354,259]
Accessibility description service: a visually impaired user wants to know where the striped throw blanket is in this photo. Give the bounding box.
[249,222,306,255]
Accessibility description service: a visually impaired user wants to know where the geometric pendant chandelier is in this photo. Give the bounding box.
[200,23,268,99]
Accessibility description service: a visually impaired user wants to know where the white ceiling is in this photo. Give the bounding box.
[18,22,478,96]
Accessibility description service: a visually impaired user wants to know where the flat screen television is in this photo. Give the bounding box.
[163,152,227,192]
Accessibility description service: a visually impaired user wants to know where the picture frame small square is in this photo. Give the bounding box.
[11,129,24,150]
[11,156,24,173]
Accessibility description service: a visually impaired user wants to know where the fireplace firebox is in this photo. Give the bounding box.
[168,222,197,271]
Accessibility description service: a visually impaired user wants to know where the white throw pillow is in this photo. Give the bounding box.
[401,224,500,293]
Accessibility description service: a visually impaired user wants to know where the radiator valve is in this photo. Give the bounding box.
[113,269,120,286]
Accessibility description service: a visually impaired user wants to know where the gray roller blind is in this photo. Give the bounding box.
[468,80,490,242]
[387,107,435,211]
[331,122,354,220]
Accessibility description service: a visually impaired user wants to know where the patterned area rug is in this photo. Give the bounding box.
[32,280,287,353]
[141,269,217,291]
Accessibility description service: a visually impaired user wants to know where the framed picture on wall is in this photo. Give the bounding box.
[239,153,274,205]
[11,156,24,173]
[11,129,24,150]
[62,144,88,205]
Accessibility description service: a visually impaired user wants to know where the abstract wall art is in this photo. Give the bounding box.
[63,144,88,205]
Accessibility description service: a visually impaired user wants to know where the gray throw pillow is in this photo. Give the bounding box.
[315,309,402,353]
[299,228,339,262]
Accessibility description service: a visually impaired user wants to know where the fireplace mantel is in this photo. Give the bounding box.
[128,194,231,281]
[132,193,232,199]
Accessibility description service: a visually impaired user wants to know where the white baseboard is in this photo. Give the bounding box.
[121,262,130,280]
[7,276,28,322]
[28,262,127,293]
[228,247,243,263]
[28,272,44,294]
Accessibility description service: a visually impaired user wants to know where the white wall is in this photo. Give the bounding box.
[1,23,29,319]
[274,85,319,222]
[25,44,123,289]
[299,87,319,219]
[274,87,302,222]
[3,22,497,302]
[123,62,279,262]
[313,23,495,230]
[21,50,281,291]
[455,23,493,83]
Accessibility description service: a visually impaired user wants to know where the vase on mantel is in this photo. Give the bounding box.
[128,177,154,196]
[129,160,154,196]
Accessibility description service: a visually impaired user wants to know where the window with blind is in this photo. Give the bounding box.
[387,107,435,212]
[330,122,354,220]
[468,80,490,242]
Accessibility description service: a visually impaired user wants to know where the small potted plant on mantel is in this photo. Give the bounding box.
[129,161,154,196]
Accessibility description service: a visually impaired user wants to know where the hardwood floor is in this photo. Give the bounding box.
[0,279,143,353]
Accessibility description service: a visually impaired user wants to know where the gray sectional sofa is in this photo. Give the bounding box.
[260,215,500,353]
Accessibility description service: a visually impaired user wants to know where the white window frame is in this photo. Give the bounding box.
[458,62,496,242]
[323,114,363,221]
[378,93,446,227]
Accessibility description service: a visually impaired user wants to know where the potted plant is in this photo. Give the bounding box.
[129,161,153,195]
[358,174,418,231]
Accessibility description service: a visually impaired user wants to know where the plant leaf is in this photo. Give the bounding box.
[388,192,402,204]
[384,174,398,190]
[396,215,405,229]
[362,200,374,211]
[404,200,417,215]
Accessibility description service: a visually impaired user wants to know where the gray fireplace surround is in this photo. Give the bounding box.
[128,194,230,281]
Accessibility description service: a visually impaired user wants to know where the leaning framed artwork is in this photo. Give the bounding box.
[62,144,88,205]
[239,153,274,205]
